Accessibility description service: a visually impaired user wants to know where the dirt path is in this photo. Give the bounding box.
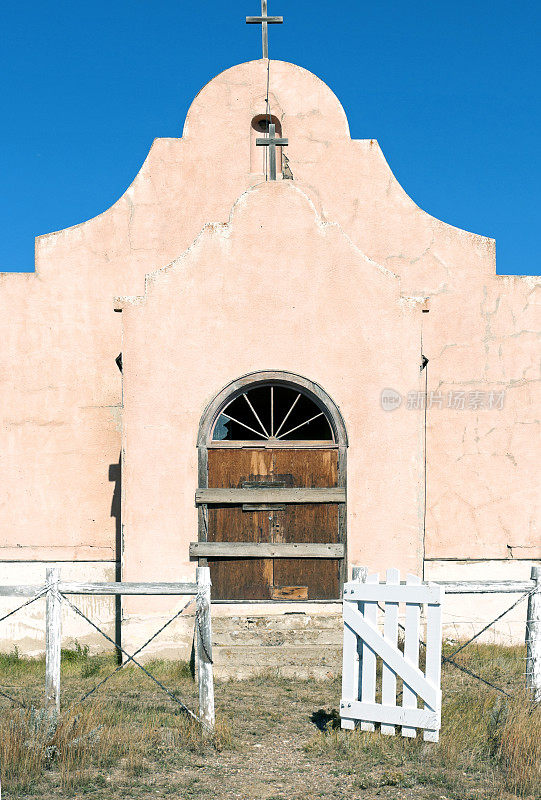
[2,655,538,799]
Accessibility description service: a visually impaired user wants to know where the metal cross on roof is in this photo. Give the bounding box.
[246,0,283,60]
[256,123,288,181]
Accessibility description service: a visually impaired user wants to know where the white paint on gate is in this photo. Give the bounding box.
[340,568,444,742]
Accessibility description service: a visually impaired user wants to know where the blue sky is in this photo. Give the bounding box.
[1,0,539,275]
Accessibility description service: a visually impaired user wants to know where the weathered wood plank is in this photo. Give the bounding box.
[343,582,442,604]
[341,700,439,731]
[255,136,288,146]
[0,585,44,597]
[402,574,421,738]
[424,594,444,742]
[381,568,399,736]
[0,579,532,597]
[526,566,541,702]
[211,598,342,604]
[271,586,308,600]
[207,448,274,600]
[0,582,198,596]
[351,566,368,713]
[436,580,534,594]
[195,487,346,504]
[360,573,378,732]
[45,567,61,714]
[208,440,338,449]
[58,582,198,595]
[340,567,367,730]
[196,567,215,733]
[342,602,439,709]
[190,542,345,559]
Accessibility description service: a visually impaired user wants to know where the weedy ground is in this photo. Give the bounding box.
[0,643,539,799]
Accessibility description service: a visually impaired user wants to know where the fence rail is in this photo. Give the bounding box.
[435,580,536,594]
[0,567,215,732]
[440,568,541,702]
[2,564,540,734]
[0,582,199,597]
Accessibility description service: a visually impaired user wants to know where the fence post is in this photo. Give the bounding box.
[341,565,367,730]
[45,567,61,715]
[526,565,541,701]
[196,566,215,733]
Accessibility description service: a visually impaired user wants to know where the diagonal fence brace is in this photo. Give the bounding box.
[0,588,49,709]
[375,592,529,700]
[58,592,207,730]
[449,587,535,660]
[0,586,48,625]
[76,596,195,705]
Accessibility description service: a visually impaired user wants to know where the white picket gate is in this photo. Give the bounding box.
[340,568,444,742]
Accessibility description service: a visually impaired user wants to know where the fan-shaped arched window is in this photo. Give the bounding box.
[212,384,334,442]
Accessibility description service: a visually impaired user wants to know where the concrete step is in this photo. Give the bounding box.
[212,611,342,633]
[212,627,342,647]
[210,611,343,680]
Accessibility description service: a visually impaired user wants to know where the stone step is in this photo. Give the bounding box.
[212,627,342,647]
[212,644,342,680]
[212,612,342,633]
[213,644,342,666]
[214,663,340,681]
[209,612,343,679]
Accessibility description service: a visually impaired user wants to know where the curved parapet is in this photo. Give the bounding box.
[1,57,504,298]
[183,58,351,141]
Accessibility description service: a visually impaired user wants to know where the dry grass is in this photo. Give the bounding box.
[0,700,235,794]
[0,642,539,799]
[0,647,232,796]
[302,643,541,799]
[302,688,541,798]
[498,691,541,796]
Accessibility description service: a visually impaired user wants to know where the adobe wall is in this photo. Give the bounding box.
[119,181,421,574]
[0,59,538,653]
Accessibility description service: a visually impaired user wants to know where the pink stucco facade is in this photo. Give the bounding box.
[0,60,539,651]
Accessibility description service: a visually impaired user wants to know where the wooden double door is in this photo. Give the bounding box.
[206,447,342,600]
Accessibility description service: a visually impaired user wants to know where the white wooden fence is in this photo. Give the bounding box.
[434,565,541,703]
[0,566,214,731]
[341,568,444,741]
[341,565,541,740]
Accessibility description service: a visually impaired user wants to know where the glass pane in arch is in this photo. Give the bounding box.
[212,384,334,442]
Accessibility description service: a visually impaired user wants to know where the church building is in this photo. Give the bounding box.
[1,45,539,664]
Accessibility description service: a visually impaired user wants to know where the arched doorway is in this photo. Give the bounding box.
[196,372,347,600]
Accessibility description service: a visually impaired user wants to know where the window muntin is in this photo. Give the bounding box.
[212,384,334,442]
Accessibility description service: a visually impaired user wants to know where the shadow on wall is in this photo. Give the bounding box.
[109,456,122,663]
